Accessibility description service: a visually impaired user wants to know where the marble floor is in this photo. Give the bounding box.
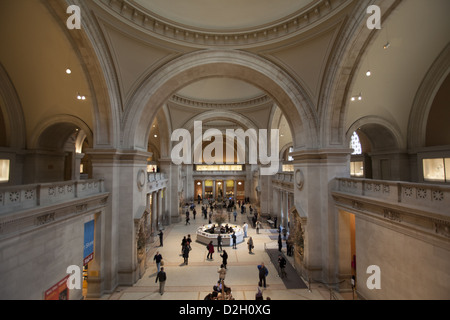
[101,205,354,301]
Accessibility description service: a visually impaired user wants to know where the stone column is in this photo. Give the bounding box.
[159,157,181,224]
[87,148,151,288]
[202,180,205,200]
[74,152,85,180]
[291,148,352,286]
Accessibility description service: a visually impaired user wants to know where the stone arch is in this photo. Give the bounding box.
[0,63,26,149]
[44,0,121,149]
[30,114,93,151]
[346,116,403,152]
[122,50,318,152]
[407,43,450,149]
[319,0,401,148]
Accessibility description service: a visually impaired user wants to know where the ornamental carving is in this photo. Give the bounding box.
[383,209,402,223]
[35,213,55,226]
[434,221,450,238]
[99,0,343,48]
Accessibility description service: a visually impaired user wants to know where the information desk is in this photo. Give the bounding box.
[196,223,244,246]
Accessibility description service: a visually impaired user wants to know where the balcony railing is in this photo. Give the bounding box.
[333,177,450,216]
[0,179,105,214]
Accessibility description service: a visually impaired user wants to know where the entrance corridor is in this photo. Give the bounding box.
[102,205,352,300]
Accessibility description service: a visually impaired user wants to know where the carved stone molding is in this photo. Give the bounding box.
[97,0,350,48]
[383,209,402,223]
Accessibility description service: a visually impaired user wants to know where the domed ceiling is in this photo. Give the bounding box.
[131,0,316,31]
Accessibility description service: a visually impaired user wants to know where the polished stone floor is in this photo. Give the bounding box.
[101,204,354,301]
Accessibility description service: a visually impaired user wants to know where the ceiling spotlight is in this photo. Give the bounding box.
[366,70,371,77]
[154,134,158,138]
[350,93,363,102]
[66,68,72,74]
[77,93,86,100]
[383,42,390,50]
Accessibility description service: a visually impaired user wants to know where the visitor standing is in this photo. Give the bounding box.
[256,220,261,234]
[155,267,167,295]
[217,233,223,252]
[233,209,237,222]
[183,243,190,265]
[257,263,268,288]
[247,236,254,254]
[278,232,283,252]
[232,232,237,249]
[220,250,228,269]
[207,241,215,260]
[158,229,163,247]
[217,264,227,282]
[243,222,248,238]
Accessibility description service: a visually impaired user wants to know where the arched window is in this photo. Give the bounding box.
[350,132,362,155]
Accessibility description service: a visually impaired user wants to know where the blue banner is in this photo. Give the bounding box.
[83,220,95,265]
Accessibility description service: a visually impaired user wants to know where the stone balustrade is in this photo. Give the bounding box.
[334,177,450,216]
[0,179,105,215]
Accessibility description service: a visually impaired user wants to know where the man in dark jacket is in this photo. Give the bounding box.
[155,267,167,295]
[257,263,268,288]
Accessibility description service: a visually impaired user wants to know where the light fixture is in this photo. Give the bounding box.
[154,134,158,138]
[66,68,72,74]
[383,42,390,50]
[77,93,86,100]
[350,93,363,102]
[197,182,201,185]
[366,70,371,77]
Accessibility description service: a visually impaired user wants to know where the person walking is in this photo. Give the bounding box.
[257,263,268,288]
[207,241,215,260]
[155,267,167,295]
[233,209,237,222]
[278,255,287,278]
[217,233,223,252]
[220,250,228,269]
[158,229,163,247]
[217,264,227,282]
[153,251,163,273]
[247,236,254,254]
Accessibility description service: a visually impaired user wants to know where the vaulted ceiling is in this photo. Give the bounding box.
[0,0,449,152]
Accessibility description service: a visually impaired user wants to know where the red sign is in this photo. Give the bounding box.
[44,275,70,300]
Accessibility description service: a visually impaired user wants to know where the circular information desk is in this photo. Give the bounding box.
[196,223,244,247]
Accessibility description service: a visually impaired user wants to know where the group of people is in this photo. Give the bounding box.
[152,201,293,298]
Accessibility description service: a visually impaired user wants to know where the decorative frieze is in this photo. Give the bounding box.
[383,209,402,223]
[98,0,349,48]
[35,213,55,226]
